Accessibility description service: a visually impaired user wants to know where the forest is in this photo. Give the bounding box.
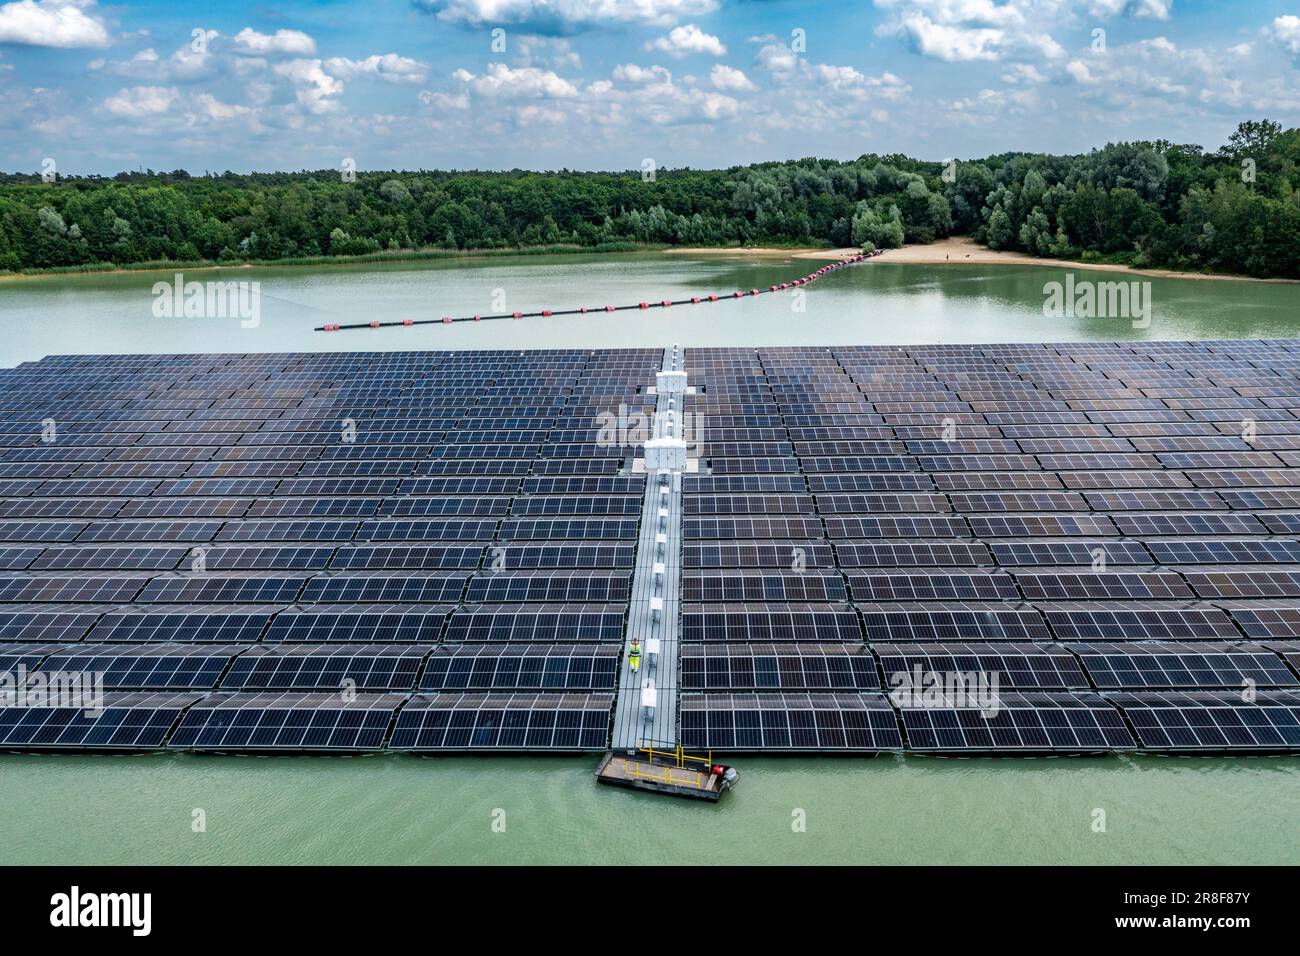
[1,120,1297,279]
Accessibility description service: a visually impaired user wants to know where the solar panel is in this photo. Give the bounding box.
[1035,602,1239,641]
[420,643,620,691]
[681,643,880,690]
[389,692,611,750]
[9,344,1300,755]
[897,691,1135,752]
[39,643,242,689]
[444,604,625,642]
[1108,690,1300,750]
[221,643,430,691]
[0,605,102,642]
[679,693,902,751]
[874,642,1086,690]
[0,691,204,750]
[167,691,405,751]
[858,603,1051,642]
[1067,641,1298,689]
[681,604,862,642]
[265,605,450,643]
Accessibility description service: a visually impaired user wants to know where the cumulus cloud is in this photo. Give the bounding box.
[644,24,725,58]
[515,35,581,69]
[1056,33,1300,114]
[0,0,110,48]
[755,41,799,75]
[186,93,255,125]
[613,63,672,84]
[1270,15,1300,57]
[709,63,755,91]
[873,0,1066,63]
[90,40,217,82]
[325,53,428,84]
[233,27,316,57]
[414,0,719,32]
[272,58,343,113]
[104,85,178,117]
[454,62,579,98]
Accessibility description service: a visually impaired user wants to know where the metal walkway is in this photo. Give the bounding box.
[610,346,686,750]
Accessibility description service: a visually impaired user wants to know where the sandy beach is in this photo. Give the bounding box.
[669,237,1296,283]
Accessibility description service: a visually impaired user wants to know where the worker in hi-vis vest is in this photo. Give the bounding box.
[629,639,641,672]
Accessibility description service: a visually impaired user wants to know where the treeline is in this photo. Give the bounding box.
[1,120,1296,278]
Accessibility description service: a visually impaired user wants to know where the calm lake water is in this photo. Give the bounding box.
[1,252,1298,865]
[2,252,1299,367]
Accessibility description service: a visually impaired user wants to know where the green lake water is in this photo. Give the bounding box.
[2,252,1299,367]
[0,252,1297,865]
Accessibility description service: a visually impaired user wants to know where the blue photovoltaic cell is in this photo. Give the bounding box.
[6,343,1300,755]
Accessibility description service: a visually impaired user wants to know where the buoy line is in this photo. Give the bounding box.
[315,249,882,332]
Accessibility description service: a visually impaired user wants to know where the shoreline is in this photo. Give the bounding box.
[3,235,1292,284]
[869,236,1299,284]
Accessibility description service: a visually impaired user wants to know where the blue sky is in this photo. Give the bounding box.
[1,0,1298,174]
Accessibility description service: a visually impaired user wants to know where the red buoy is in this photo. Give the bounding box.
[733,291,743,298]
[640,302,650,309]
[542,309,553,316]
[441,316,451,324]
[606,305,615,312]
[403,318,414,326]
[369,320,380,328]
[473,315,480,321]
[513,311,523,319]
[709,295,719,302]
[661,299,671,307]
[691,297,701,304]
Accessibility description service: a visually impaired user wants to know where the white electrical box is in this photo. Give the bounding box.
[656,370,688,394]
[644,436,687,470]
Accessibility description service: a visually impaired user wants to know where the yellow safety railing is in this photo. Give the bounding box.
[638,738,713,769]
[624,761,704,788]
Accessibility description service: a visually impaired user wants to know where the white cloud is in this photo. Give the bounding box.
[613,63,672,84]
[417,0,719,30]
[1090,0,1170,17]
[1270,15,1300,56]
[1065,58,1094,83]
[1001,63,1045,83]
[0,0,110,48]
[645,24,725,58]
[874,0,1065,63]
[755,42,798,75]
[233,27,316,57]
[456,63,579,98]
[515,103,566,124]
[709,64,755,92]
[104,85,178,117]
[515,36,581,69]
[187,93,254,124]
[90,41,217,82]
[272,59,343,113]
[418,88,470,110]
[325,54,428,84]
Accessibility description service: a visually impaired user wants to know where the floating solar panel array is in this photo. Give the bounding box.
[0,349,664,751]
[679,342,1300,753]
[4,343,1300,755]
